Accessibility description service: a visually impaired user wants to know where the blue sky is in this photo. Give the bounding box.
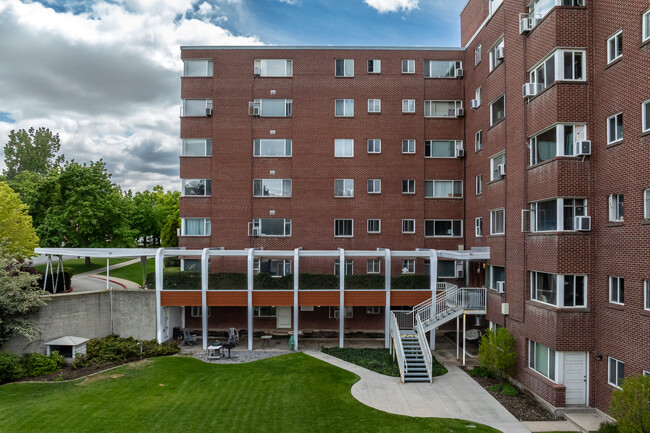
[0,0,467,191]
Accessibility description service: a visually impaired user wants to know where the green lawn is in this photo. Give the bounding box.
[0,354,500,433]
[33,257,132,274]
[99,258,154,285]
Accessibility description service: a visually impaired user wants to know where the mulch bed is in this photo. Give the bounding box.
[19,360,135,382]
[461,367,559,421]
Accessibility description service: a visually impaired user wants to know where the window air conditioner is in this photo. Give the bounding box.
[455,141,465,158]
[205,107,212,116]
[254,66,261,76]
[496,46,505,61]
[574,140,591,156]
[575,216,591,232]
[501,302,509,315]
[497,281,505,294]
[497,163,506,177]
[456,68,464,78]
[456,107,465,117]
[522,82,539,98]
[251,227,259,237]
[456,268,464,278]
[519,14,532,34]
[470,99,480,109]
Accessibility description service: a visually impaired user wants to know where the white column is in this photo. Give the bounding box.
[429,250,438,347]
[339,248,345,348]
[181,306,186,329]
[108,257,112,335]
[456,315,460,360]
[43,255,51,291]
[293,248,300,351]
[106,258,110,291]
[384,249,391,348]
[463,313,467,366]
[201,248,210,350]
[155,248,165,343]
[247,248,255,351]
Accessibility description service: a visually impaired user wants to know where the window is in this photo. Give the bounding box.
[252,218,292,237]
[254,139,292,157]
[402,180,415,194]
[529,341,556,382]
[475,45,482,66]
[254,59,293,77]
[402,139,416,154]
[181,218,211,236]
[367,59,381,73]
[401,259,415,274]
[489,0,503,15]
[367,179,381,194]
[474,87,482,106]
[609,276,624,305]
[476,174,482,195]
[607,113,623,144]
[182,139,212,156]
[427,260,463,278]
[475,130,483,152]
[402,219,415,234]
[256,259,291,277]
[486,265,505,290]
[191,306,211,317]
[530,272,586,307]
[366,306,381,314]
[489,38,504,72]
[562,50,585,80]
[183,99,212,117]
[335,139,354,157]
[475,217,483,237]
[335,59,354,77]
[183,259,201,272]
[334,219,353,237]
[368,99,381,113]
[424,180,463,198]
[252,99,293,117]
[367,219,381,233]
[643,100,650,133]
[530,198,586,231]
[425,140,457,158]
[253,179,292,197]
[334,179,354,197]
[402,99,415,113]
[425,220,462,237]
[367,259,381,274]
[607,31,623,64]
[530,50,586,92]
[329,306,353,318]
[490,152,506,181]
[645,189,650,219]
[254,306,276,317]
[530,124,587,165]
[645,280,650,311]
[402,59,415,74]
[425,100,462,118]
[367,139,381,154]
[490,95,505,125]
[424,60,462,78]
[335,99,354,117]
[490,208,505,234]
[334,260,354,276]
[182,179,211,196]
[644,9,650,42]
[608,357,624,389]
[183,59,213,77]
[609,194,624,222]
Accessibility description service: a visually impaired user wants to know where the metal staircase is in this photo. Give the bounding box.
[401,334,430,382]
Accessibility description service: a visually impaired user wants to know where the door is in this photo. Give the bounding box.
[564,352,587,405]
[276,307,292,329]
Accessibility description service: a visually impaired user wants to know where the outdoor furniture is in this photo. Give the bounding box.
[465,329,482,341]
[228,328,239,344]
[223,341,237,358]
[207,341,222,359]
[261,335,272,349]
[181,329,197,347]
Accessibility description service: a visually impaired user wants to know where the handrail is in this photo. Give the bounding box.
[415,314,433,383]
[390,312,407,383]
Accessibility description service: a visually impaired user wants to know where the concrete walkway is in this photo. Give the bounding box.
[306,350,530,433]
[70,258,145,292]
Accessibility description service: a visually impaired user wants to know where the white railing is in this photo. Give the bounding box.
[461,287,487,311]
[390,312,407,383]
[415,314,433,383]
[392,309,414,330]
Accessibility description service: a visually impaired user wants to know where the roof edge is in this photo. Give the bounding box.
[181,45,465,52]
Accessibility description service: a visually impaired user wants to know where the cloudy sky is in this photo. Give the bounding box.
[0,0,466,192]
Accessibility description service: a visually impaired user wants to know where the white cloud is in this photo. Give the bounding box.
[364,0,418,14]
[0,0,262,191]
[277,0,299,4]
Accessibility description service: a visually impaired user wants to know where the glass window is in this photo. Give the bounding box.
[402,180,415,194]
[367,139,381,154]
[253,179,292,197]
[644,9,650,42]
[182,218,211,236]
[563,198,586,230]
[182,179,211,196]
[607,113,623,144]
[489,38,504,71]
[335,99,354,117]
[402,99,415,113]
[491,209,505,234]
[424,180,462,198]
[475,217,483,237]
[475,45,482,66]
[424,60,461,78]
[254,306,277,317]
[255,59,293,77]
[529,340,556,382]
[257,259,291,277]
[490,95,505,125]
[490,152,506,181]
[368,99,381,113]
[563,275,586,307]
[402,59,415,74]
[645,189,650,219]
[531,199,558,231]
[182,139,212,156]
[607,31,623,64]
[335,139,354,157]
[642,100,649,133]
[425,220,462,237]
[563,51,583,80]
[608,357,624,388]
[489,0,503,15]
[183,259,201,272]
[253,218,292,237]
[609,276,624,304]
[334,260,354,276]
[425,100,462,117]
[609,194,624,222]
[475,130,483,152]
[334,219,353,237]
[367,59,381,73]
[183,99,211,117]
[425,140,456,158]
[367,259,381,273]
[402,219,415,234]
[367,179,381,194]
[367,219,381,233]
[531,272,558,305]
[402,139,416,154]
[645,280,650,310]
[254,139,292,157]
[334,179,354,197]
[476,174,482,195]
[255,99,292,117]
[335,59,354,77]
[184,59,213,77]
[401,259,415,273]
[531,128,557,165]
[531,272,586,308]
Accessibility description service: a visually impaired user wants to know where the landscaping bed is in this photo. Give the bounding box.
[322,347,447,378]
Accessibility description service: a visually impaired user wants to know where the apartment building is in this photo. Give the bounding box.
[178,0,650,413]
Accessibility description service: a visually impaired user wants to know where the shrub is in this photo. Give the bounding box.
[71,354,90,370]
[163,257,180,267]
[598,422,620,433]
[469,366,495,379]
[21,351,65,377]
[85,335,179,364]
[488,382,517,396]
[0,351,25,383]
[478,327,516,382]
[609,374,650,433]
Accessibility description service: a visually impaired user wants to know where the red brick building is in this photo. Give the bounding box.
[178,0,650,413]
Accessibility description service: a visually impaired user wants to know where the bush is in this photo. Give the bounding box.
[0,352,25,383]
[323,347,400,377]
[598,422,619,433]
[609,374,650,433]
[469,366,496,379]
[163,257,180,267]
[71,354,90,370]
[488,382,518,396]
[85,335,179,364]
[478,327,516,382]
[21,351,65,377]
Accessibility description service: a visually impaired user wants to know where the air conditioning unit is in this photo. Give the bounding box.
[455,141,465,158]
[456,269,464,278]
[575,215,591,232]
[519,14,532,34]
[456,68,464,78]
[497,281,505,294]
[205,107,212,116]
[456,107,465,117]
[497,163,506,177]
[522,82,539,98]
[252,227,259,237]
[496,46,505,61]
[470,99,480,109]
[574,140,592,156]
[501,302,509,315]
[576,0,585,6]
[254,66,261,76]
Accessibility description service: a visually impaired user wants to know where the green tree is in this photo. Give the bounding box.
[0,182,39,260]
[610,374,650,433]
[160,217,180,247]
[3,128,64,180]
[478,327,516,382]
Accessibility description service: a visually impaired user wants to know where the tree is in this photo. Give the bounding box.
[478,327,517,382]
[0,182,39,260]
[610,374,650,433]
[161,217,180,247]
[3,128,64,180]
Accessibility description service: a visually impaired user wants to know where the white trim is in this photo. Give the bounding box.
[607,112,623,144]
[476,174,482,196]
[475,130,483,152]
[334,58,354,77]
[334,179,354,198]
[402,139,416,154]
[608,193,624,222]
[490,93,505,126]
[490,208,505,235]
[644,280,650,311]
[528,340,558,383]
[608,356,624,389]
[367,138,381,154]
[367,98,381,113]
[367,219,381,234]
[334,99,354,117]
[644,9,650,43]
[609,276,624,305]
[401,219,416,234]
[424,179,463,198]
[401,59,415,74]
[475,217,483,237]
[367,179,381,194]
[334,219,354,238]
[642,100,650,133]
[402,179,416,194]
[424,219,463,238]
[607,30,623,64]
[366,259,381,274]
[334,138,354,157]
[530,271,587,308]
[402,99,416,113]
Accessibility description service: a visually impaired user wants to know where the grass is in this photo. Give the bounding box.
[33,257,132,275]
[0,354,500,433]
[99,258,154,285]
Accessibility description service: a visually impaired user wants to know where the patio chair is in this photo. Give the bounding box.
[181,328,197,347]
[227,328,239,345]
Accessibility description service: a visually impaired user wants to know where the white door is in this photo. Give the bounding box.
[564,352,587,405]
[277,307,292,329]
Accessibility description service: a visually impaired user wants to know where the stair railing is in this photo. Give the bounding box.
[390,312,407,383]
[415,314,433,383]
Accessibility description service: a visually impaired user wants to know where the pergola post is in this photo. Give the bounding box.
[463,313,467,366]
[339,248,345,348]
[106,257,110,291]
[429,249,438,348]
[293,248,300,351]
[155,248,165,343]
[247,248,254,351]
[201,248,210,350]
[383,249,391,348]
[456,315,460,360]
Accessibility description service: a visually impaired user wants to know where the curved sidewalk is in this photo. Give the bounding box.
[306,350,529,433]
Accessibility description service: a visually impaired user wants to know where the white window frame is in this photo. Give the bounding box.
[475,87,482,107]
[475,217,483,237]
[530,271,587,308]
[329,306,353,318]
[645,189,650,219]
[424,60,462,78]
[490,94,505,126]
[529,340,557,382]
[253,179,292,198]
[254,59,293,77]
[183,59,213,77]
[367,259,381,274]
[402,219,416,234]
[334,260,354,277]
[402,180,415,194]
[367,219,381,234]
[424,100,463,118]
[334,139,354,158]
[367,179,381,194]
[486,265,505,290]
[489,37,504,72]
[181,218,211,236]
[476,174,482,195]
[402,59,415,74]
[608,357,624,389]
[489,0,503,15]
[402,259,416,274]
[644,280,650,311]
[335,99,354,117]
[182,99,212,117]
[644,9,650,42]
[609,276,624,305]
[253,99,292,117]
[182,139,212,157]
[367,139,381,154]
[252,218,292,237]
[367,59,381,74]
[254,306,277,318]
[368,99,381,113]
[529,49,586,92]
[490,208,505,235]
[335,59,354,77]
[475,44,482,66]
[334,219,354,238]
[529,124,588,165]
[402,139,416,154]
[490,152,506,181]
[642,100,649,133]
[402,99,415,113]
[334,179,354,198]
[475,130,483,152]
[607,30,623,64]
[607,112,623,144]
[609,194,624,222]
[255,259,291,277]
[182,179,211,196]
[254,139,292,157]
[424,180,463,198]
[424,140,459,158]
[530,198,587,232]
[424,219,463,238]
